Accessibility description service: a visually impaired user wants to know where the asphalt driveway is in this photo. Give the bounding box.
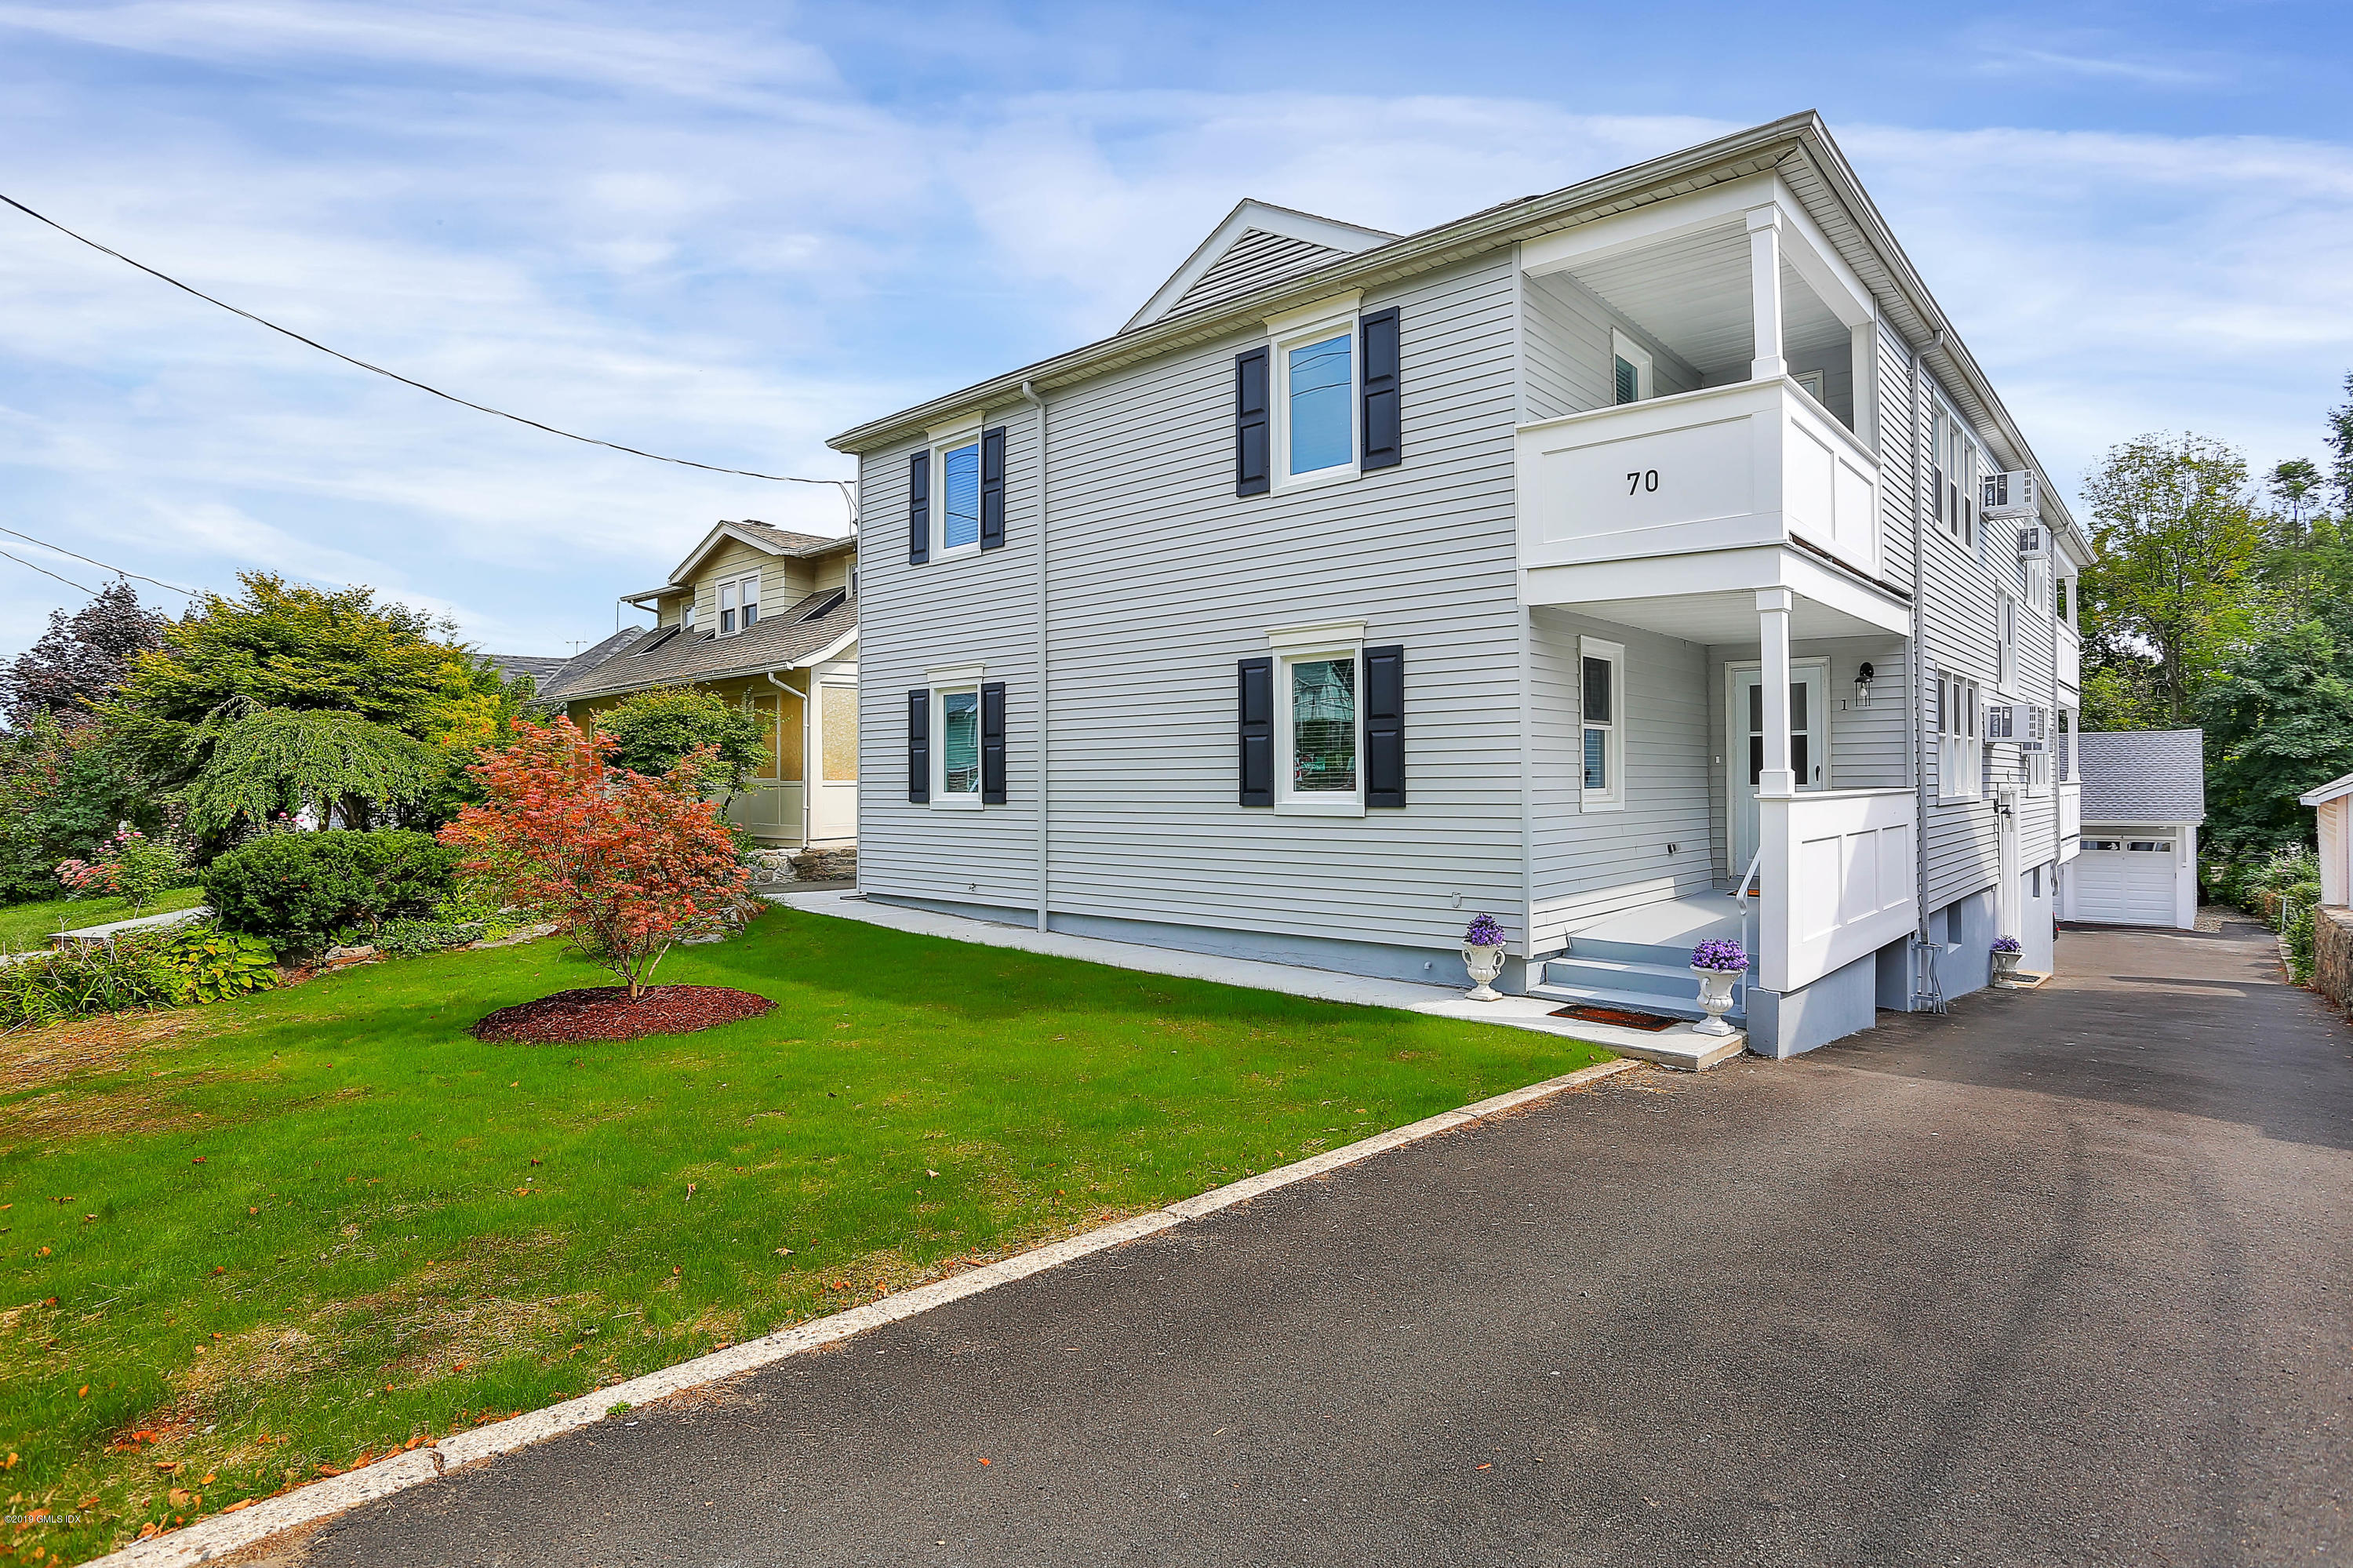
[271,919,2352,1567]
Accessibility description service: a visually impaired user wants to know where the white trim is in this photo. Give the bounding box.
[929,427,986,559]
[1262,289,1362,342]
[1273,631,1367,817]
[1267,618,1367,653]
[1724,656,1832,868]
[714,569,763,638]
[926,412,984,443]
[929,675,984,811]
[1577,635,1626,813]
[2299,769,2353,808]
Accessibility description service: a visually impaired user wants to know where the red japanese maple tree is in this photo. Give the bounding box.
[440,717,751,999]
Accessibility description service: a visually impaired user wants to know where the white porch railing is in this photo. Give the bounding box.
[1757,786,1917,993]
[2059,780,2082,843]
[2057,623,2082,694]
[1515,377,1883,584]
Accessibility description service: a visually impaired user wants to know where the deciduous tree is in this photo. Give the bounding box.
[439,719,749,998]
[1,580,167,729]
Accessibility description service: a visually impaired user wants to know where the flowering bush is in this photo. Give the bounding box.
[1463,913,1505,948]
[439,718,752,999]
[1691,938,1749,972]
[55,827,186,914]
[1991,935,2022,954]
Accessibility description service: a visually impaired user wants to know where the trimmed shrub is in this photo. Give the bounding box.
[205,829,456,951]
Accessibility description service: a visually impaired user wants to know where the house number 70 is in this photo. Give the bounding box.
[1626,469,1660,495]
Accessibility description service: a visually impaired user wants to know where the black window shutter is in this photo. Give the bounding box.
[1237,657,1273,806]
[979,426,1007,551]
[907,450,930,566]
[1234,348,1270,497]
[906,689,929,802]
[1360,308,1402,471]
[1365,644,1405,807]
[980,681,1008,804]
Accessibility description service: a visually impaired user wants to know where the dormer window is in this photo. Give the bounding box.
[717,572,760,635]
[682,602,697,631]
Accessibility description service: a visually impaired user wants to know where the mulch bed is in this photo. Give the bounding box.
[471,985,775,1042]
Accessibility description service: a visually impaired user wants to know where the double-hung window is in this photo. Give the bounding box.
[939,435,982,553]
[928,668,983,809]
[1997,594,2018,692]
[1937,671,1981,801]
[1267,621,1366,814]
[1933,401,1980,550]
[1265,296,1361,489]
[1579,636,1625,812]
[716,572,760,635]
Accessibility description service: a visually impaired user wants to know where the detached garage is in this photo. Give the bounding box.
[2064,729,2204,930]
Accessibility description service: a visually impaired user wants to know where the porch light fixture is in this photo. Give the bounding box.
[1853,661,1875,708]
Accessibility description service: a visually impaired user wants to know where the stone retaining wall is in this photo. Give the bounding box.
[743,846,858,889]
[2315,905,2353,1017]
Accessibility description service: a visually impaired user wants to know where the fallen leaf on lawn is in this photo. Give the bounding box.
[1476,1463,1492,1470]
[138,1523,160,1540]
[192,1156,205,1163]
[199,1472,216,1484]
[168,1488,194,1507]
[977,1457,989,1466]
[773,1247,792,1256]
[316,1463,343,1477]
[249,1207,258,1215]
[155,1461,180,1474]
[78,1384,89,1397]
[37,1246,48,1256]
[926,1170,939,1178]
[224,1500,253,1513]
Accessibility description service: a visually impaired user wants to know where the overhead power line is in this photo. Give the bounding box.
[0,191,859,514]
[0,548,98,596]
[0,524,195,596]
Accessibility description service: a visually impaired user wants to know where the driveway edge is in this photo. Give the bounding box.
[91,1056,1640,1566]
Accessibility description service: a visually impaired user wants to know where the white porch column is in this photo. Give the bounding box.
[1747,205,1787,381]
[1756,587,1795,798]
[1849,320,1878,449]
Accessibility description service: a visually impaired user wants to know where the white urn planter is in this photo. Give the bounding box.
[1990,948,2024,988]
[1460,941,1507,1002]
[1690,966,1740,1035]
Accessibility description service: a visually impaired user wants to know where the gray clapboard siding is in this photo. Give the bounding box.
[1520,271,1701,424]
[1875,322,1917,595]
[857,252,1534,952]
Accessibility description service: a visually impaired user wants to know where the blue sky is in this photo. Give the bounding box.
[2,0,2348,657]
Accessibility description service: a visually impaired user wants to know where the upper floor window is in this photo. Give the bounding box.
[1611,329,1653,406]
[1235,298,1401,497]
[940,437,982,551]
[717,573,760,635]
[1933,400,1980,550]
[682,601,697,631]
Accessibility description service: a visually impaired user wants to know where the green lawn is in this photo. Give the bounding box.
[2,908,1606,1562]
[0,887,206,951]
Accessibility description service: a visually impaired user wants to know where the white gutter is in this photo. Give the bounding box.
[1021,379,1050,933]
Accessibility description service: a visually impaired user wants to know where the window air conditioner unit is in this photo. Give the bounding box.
[1984,701,2049,750]
[2015,524,2047,558]
[1983,469,2038,518]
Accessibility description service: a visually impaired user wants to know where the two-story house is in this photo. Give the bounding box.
[825,112,2092,1057]
[538,519,860,849]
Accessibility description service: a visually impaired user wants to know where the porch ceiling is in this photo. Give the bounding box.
[1562,225,1849,382]
[1537,589,1894,645]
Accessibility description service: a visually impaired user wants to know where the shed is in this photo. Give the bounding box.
[2298,769,2353,908]
[2064,729,2204,929]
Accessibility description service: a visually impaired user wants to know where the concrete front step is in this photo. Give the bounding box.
[1542,953,1711,1002]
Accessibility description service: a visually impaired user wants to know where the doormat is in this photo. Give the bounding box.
[1550,1002,1679,1031]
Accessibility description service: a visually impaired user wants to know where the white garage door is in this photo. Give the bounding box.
[2075,836,2178,926]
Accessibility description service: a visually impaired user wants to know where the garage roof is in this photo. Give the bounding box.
[2078,729,2205,824]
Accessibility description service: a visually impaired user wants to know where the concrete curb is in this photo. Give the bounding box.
[89,1057,1641,1566]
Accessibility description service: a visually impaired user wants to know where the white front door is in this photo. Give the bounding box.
[808,676,859,843]
[1727,660,1829,880]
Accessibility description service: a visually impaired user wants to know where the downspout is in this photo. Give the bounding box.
[1020,380,1049,933]
[1907,337,1944,1012]
[766,670,810,851]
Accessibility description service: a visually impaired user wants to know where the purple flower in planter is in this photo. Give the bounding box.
[1991,935,2022,954]
[1464,914,1506,948]
[1691,938,1749,972]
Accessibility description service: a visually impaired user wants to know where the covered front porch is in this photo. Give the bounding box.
[1523,563,1919,1058]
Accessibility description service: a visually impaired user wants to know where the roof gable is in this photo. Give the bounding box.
[666,519,854,586]
[1123,199,1395,333]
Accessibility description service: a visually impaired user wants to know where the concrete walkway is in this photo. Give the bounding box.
[268,916,2350,1566]
[767,889,1742,1068]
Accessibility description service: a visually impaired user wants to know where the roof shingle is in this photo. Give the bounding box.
[2078,729,2205,824]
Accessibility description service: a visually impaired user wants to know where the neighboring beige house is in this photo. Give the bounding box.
[537,520,859,849]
